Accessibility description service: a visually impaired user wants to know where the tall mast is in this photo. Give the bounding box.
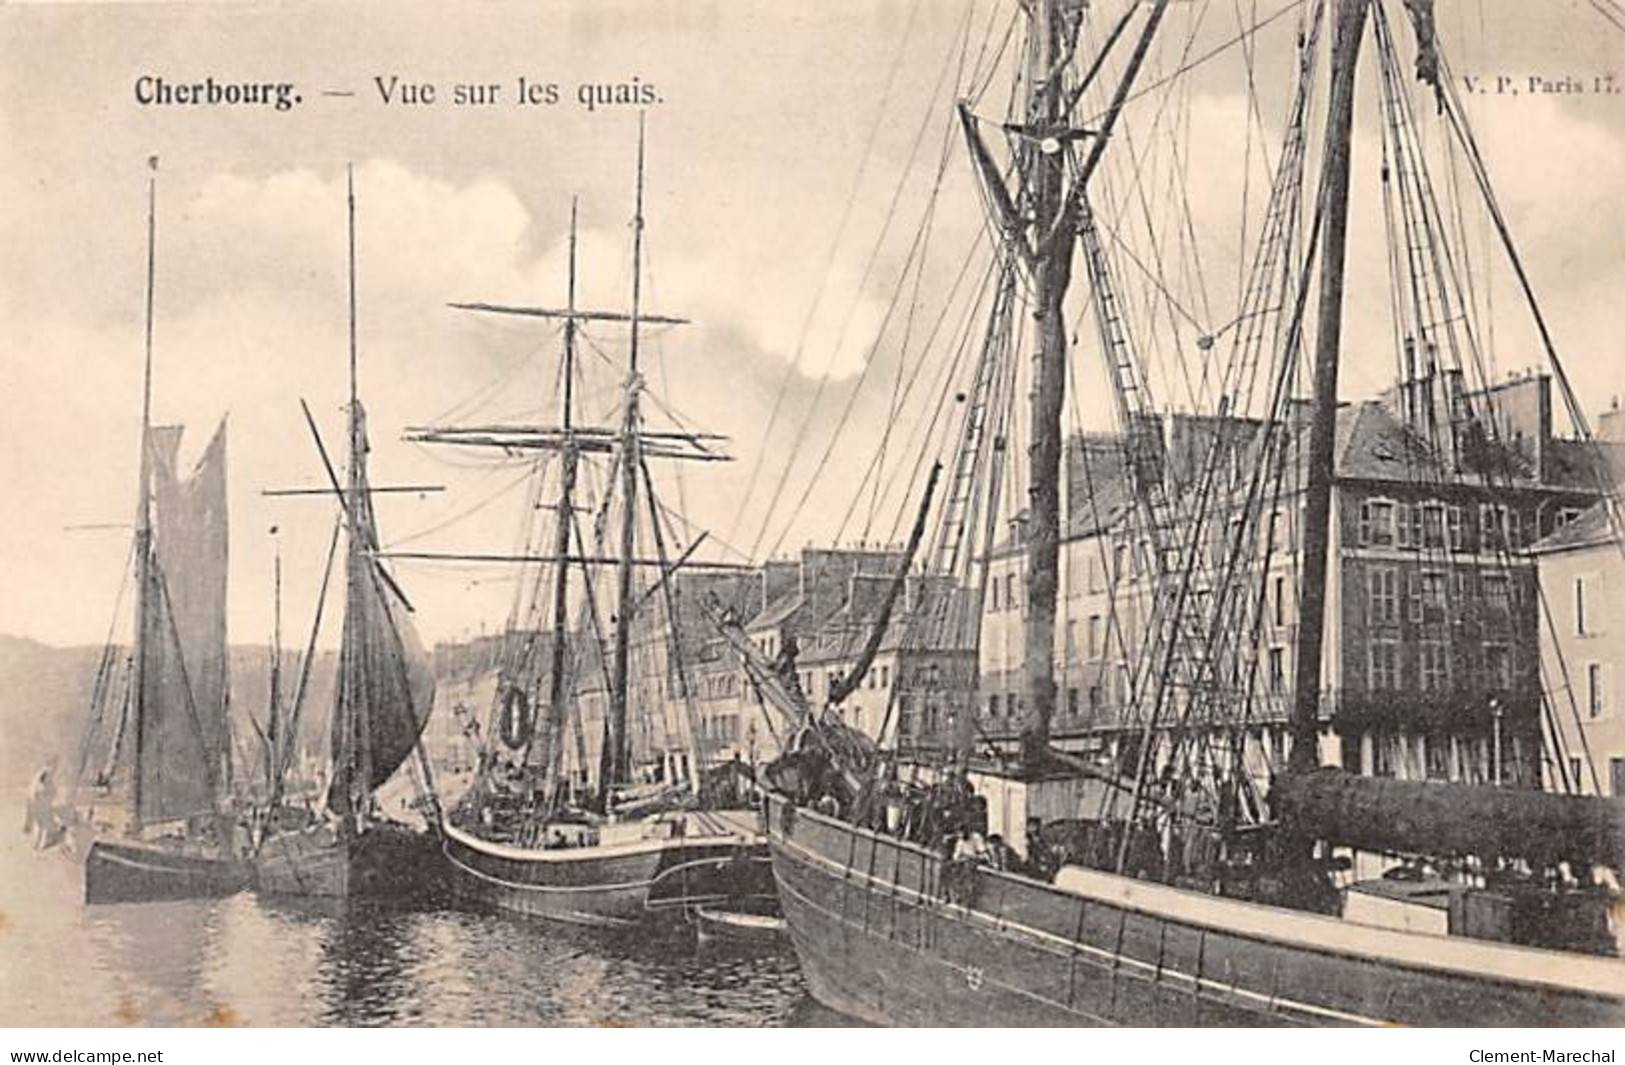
[1017,0,1074,767]
[268,527,283,793]
[606,116,647,797]
[1014,0,1168,768]
[342,162,373,830]
[1288,0,1370,775]
[130,157,158,830]
[539,199,581,803]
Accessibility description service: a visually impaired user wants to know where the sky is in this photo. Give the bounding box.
[2,0,1623,649]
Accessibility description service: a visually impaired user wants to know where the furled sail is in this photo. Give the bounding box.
[1275,767,1625,872]
[328,404,435,816]
[136,420,230,823]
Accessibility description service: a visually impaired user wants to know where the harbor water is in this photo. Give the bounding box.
[0,809,849,1027]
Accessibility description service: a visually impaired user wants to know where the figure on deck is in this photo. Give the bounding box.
[24,763,57,849]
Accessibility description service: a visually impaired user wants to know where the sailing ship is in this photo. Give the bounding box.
[402,121,772,927]
[717,0,1625,1026]
[253,168,444,901]
[77,160,249,905]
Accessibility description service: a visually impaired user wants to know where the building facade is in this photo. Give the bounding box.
[1532,502,1625,797]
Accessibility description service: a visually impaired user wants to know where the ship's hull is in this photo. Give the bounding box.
[765,793,1625,1027]
[254,820,441,901]
[442,819,774,927]
[84,838,250,905]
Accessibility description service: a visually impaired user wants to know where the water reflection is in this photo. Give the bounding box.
[1,826,835,1027]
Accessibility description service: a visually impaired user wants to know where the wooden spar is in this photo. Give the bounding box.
[448,302,688,327]
[261,485,444,497]
[633,532,710,613]
[374,551,748,569]
[1289,0,1371,775]
[295,396,416,613]
[400,429,731,461]
[536,198,581,801]
[1018,0,1078,767]
[343,161,369,835]
[1049,0,1173,249]
[828,463,942,706]
[263,516,341,835]
[639,457,704,796]
[1019,0,1170,769]
[1060,1,1139,116]
[131,157,158,830]
[405,425,726,441]
[605,115,648,799]
[268,530,282,794]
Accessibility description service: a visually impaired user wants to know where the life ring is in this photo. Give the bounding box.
[498,687,534,749]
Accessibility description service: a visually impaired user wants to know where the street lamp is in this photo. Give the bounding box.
[1490,697,1503,787]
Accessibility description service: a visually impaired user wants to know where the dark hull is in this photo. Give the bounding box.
[765,793,1625,1027]
[84,838,250,905]
[255,821,441,901]
[443,821,775,928]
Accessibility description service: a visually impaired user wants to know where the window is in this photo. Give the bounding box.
[879,665,889,688]
[1370,641,1400,690]
[1587,663,1608,719]
[1556,507,1584,531]
[1272,575,1286,628]
[1087,614,1102,660]
[1574,574,1602,636]
[1088,684,1102,711]
[1113,543,1128,582]
[988,693,1002,719]
[1268,647,1286,693]
[1419,641,1448,692]
[1066,687,1078,717]
[1372,733,1394,777]
[1426,736,1451,780]
[1421,502,1446,549]
[1447,505,1465,551]
[1087,554,1103,593]
[1395,503,1416,548]
[1572,757,1585,793]
[1408,571,1424,622]
[1483,573,1510,611]
[1005,574,1017,612]
[1064,620,1077,661]
[989,579,1000,612]
[1480,504,1522,551]
[1420,571,1446,614]
[1340,732,1363,774]
[1360,499,1396,546]
[1369,567,1400,624]
[1484,644,1511,689]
